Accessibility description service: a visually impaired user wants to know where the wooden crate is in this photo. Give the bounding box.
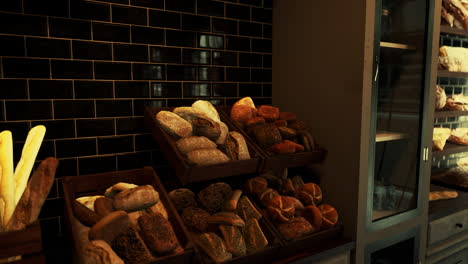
[62,167,194,264]
[0,221,45,264]
[217,106,327,172]
[144,107,263,185]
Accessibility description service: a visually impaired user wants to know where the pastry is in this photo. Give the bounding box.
[73,199,100,227]
[113,185,160,212]
[104,183,138,198]
[194,233,232,263]
[6,157,58,231]
[318,204,338,229]
[216,122,229,145]
[433,127,451,151]
[297,183,322,206]
[244,218,268,253]
[89,211,130,243]
[94,197,115,219]
[253,123,282,149]
[168,188,198,212]
[259,188,279,207]
[287,120,307,131]
[198,182,233,213]
[236,196,262,221]
[192,100,221,123]
[278,217,313,240]
[245,177,268,197]
[156,110,192,138]
[224,189,243,211]
[280,178,296,196]
[138,213,180,255]
[192,117,221,141]
[76,195,104,211]
[302,205,322,231]
[231,104,254,124]
[257,105,279,121]
[0,130,14,229]
[111,226,153,264]
[279,112,297,121]
[207,212,245,227]
[274,120,288,127]
[82,240,124,264]
[224,131,251,160]
[181,207,210,232]
[176,136,217,155]
[187,149,230,166]
[219,225,247,257]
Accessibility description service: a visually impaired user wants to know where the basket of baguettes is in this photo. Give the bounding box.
[218,97,327,171]
[144,100,262,185]
[166,178,282,264]
[62,167,194,264]
[0,125,57,264]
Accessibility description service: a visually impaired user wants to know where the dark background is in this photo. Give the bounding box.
[0,0,272,262]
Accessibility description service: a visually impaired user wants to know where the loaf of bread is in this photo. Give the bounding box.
[278,217,314,240]
[275,120,288,127]
[182,207,210,232]
[192,117,221,141]
[237,196,262,221]
[245,177,268,197]
[298,130,317,151]
[192,100,221,123]
[138,213,180,255]
[439,46,468,72]
[277,127,297,140]
[113,185,159,212]
[433,127,451,151]
[104,182,138,198]
[244,218,268,253]
[318,204,338,229]
[187,149,230,166]
[73,199,100,227]
[6,157,58,231]
[198,182,233,213]
[246,117,266,128]
[266,196,295,223]
[0,130,14,229]
[173,106,208,123]
[82,240,124,264]
[111,226,154,264]
[257,105,279,121]
[216,122,229,145]
[253,124,282,149]
[195,233,232,263]
[176,136,217,155]
[219,225,246,257]
[207,212,245,227]
[302,205,322,231]
[436,85,447,110]
[168,188,198,212]
[88,211,129,243]
[268,141,296,154]
[94,197,115,219]
[224,189,242,211]
[231,105,254,124]
[297,183,322,206]
[156,110,192,138]
[224,131,251,160]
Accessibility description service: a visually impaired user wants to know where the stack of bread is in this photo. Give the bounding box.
[439,46,468,72]
[441,0,468,29]
[244,173,338,240]
[168,182,269,263]
[73,182,183,264]
[230,97,317,154]
[155,100,250,166]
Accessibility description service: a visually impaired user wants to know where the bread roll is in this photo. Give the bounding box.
[187,149,229,166]
[173,106,207,123]
[278,217,313,240]
[216,122,229,145]
[253,124,282,149]
[182,207,210,232]
[224,189,242,211]
[94,197,115,219]
[297,183,322,206]
[234,97,256,109]
[245,177,268,197]
[192,100,221,122]
[73,199,100,227]
[259,188,279,207]
[0,130,14,229]
[318,204,338,229]
[257,105,279,121]
[198,182,233,213]
[231,105,254,124]
[302,205,322,231]
[275,120,288,127]
[113,185,160,212]
[280,178,296,196]
[265,196,295,223]
[195,233,232,263]
[176,136,217,155]
[246,117,266,127]
[192,117,221,141]
[224,131,251,160]
[14,125,46,205]
[268,142,296,154]
[156,111,192,138]
[168,188,197,212]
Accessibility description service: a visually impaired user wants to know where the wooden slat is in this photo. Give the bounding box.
[380,41,416,50]
[375,131,407,142]
[440,25,468,37]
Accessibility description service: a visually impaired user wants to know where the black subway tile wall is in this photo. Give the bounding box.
[0,0,272,262]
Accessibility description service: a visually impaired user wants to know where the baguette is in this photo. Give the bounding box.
[429,191,458,201]
[6,157,58,231]
[14,125,46,205]
[0,131,14,229]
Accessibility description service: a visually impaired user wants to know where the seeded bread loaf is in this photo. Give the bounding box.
[156,111,192,138]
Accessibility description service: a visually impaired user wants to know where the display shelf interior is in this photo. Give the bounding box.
[438,70,468,78]
[434,110,468,118]
[432,143,468,158]
[428,184,468,222]
[375,131,407,142]
[380,41,416,50]
[440,25,468,37]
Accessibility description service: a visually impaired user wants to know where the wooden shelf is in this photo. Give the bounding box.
[434,110,468,118]
[376,131,407,142]
[380,41,416,50]
[438,70,468,78]
[432,143,468,158]
[428,184,468,222]
[440,25,468,37]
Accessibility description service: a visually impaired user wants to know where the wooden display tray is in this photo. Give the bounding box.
[62,167,194,264]
[144,107,263,185]
[161,175,282,264]
[0,221,45,264]
[217,106,327,172]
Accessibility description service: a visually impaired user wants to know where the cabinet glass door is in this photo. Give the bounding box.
[370,0,430,222]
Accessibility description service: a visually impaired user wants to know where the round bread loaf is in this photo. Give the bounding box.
[168,188,197,212]
[278,217,313,240]
[257,105,279,122]
[259,188,279,207]
[318,204,338,229]
[176,136,217,155]
[156,110,192,138]
[245,177,268,197]
[265,196,295,223]
[296,183,322,206]
[192,117,221,141]
[231,104,254,124]
[181,207,210,232]
[113,185,159,212]
[198,182,233,213]
[302,205,322,231]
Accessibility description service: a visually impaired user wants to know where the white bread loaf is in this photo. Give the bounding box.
[439,46,468,72]
[192,100,221,122]
[0,131,15,228]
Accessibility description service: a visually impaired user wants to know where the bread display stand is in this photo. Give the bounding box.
[0,221,45,264]
[144,107,263,185]
[62,167,194,264]
[217,107,327,172]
